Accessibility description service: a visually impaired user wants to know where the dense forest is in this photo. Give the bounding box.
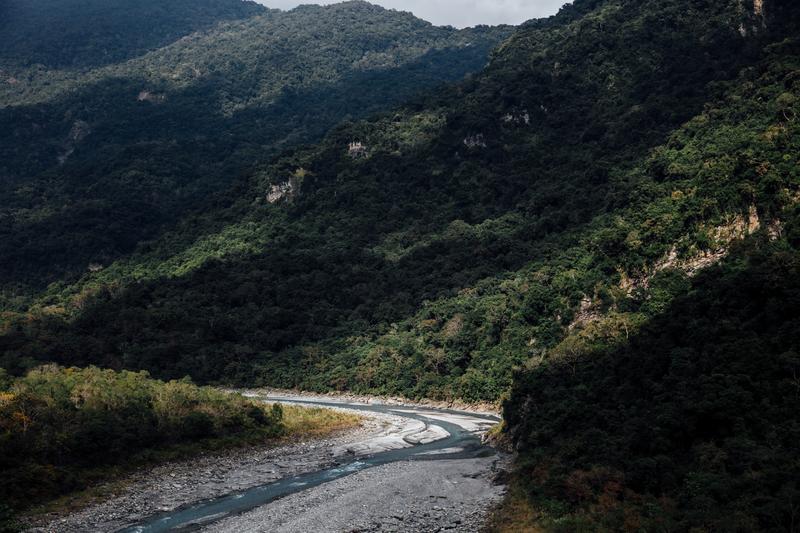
[0,0,266,68]
[498,233,800,531]
[0,0,508,295]
[0,366,277,518]
[0,365,358,527]
[2,0,800,530]
[3,0,797,398]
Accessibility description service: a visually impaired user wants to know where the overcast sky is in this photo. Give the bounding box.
[259,0,568,28]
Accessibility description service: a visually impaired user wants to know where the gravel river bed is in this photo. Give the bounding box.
[26,393,508,533]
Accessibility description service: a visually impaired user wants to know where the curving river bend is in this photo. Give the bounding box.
[119,395,502,532]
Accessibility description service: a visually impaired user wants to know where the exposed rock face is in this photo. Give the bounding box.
[463,134,487,149]
[654,209,759,277]
[621,205,766,293]
[501,110,530,125]
[137,90,167,103]
[767,219,783,240]
[58,120,91,165]
[441,313,465,339]
[739,0,767,35]
[348,141,368,159]
[267,181,294,204]
[568,296,602,331]
[746,203,761,233]
[266,169,307,204]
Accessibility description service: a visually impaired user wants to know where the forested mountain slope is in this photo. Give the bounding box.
[2,0,800,529]
[497,229,800,531]
[4,0,797,398]
[0,0,508,296]
[0,0,266,68]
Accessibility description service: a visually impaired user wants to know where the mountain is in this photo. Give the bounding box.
[498,239,800,531]
[3,0,793,386]
[2,0,800,529]
[0,0,266,69]
[0,0,509,297]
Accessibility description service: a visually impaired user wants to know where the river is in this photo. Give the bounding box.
[121,395,501,532]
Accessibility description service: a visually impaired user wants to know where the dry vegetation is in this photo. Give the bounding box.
[279,404,363,439]
[0,366,361,527]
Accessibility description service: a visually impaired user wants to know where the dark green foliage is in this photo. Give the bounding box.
[2,0,800,529]
[0,365,283,512]
[0,0,266,68]
[0,504,17,533]
[503,238,800,531]
[0,2,509,292]
[4,0,798,404]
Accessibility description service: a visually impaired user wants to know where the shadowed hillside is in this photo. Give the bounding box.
[0,0,266,68]
[0,1,509,294]
[5,0,797,399]
[2,0,800,530]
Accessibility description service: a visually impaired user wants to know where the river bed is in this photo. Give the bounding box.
[27,394,506,533]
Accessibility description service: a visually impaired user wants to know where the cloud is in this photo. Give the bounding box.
[259,0,568,28]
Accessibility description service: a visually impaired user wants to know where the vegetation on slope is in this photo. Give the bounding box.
[0,0,266,68]
[0,1,508,295]
[4,0,797,404]
[0,365,359,524]
[499,233,800,531]
[1,0,800,530]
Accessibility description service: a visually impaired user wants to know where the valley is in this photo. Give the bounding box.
[27,394,504,533]
[2,0,800,530]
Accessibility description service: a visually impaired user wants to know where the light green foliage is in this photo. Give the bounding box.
[0,365,283,511]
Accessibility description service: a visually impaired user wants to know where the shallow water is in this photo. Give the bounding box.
[119,398,499,532]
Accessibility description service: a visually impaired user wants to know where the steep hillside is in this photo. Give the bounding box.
[496,238,800,531]
[3,0,797,403]
[0,0,266,68]
[0,1,509,296]
[2,0,800,528]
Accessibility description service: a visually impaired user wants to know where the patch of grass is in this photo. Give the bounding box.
[483,420,511,451]
[485,477,543,533]
[279,404,363,439]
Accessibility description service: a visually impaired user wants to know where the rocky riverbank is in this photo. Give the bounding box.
[207,456,509,533]
[24,397,507,533]
[243,388,501,418]
[23,407,406,532]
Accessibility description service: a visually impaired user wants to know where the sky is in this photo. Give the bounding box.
[259,0,568,28]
